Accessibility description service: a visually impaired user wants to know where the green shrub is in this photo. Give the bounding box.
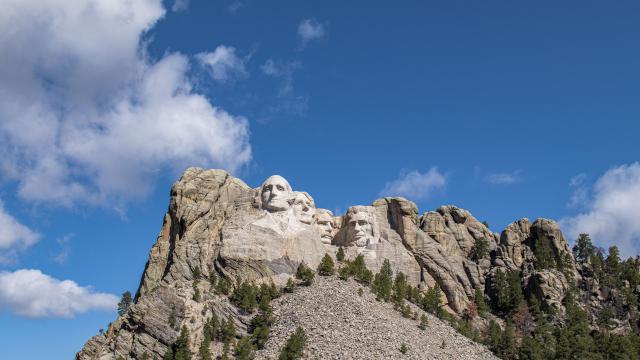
[419,314,428,329]
[284,278,295,293]
[278,326,307,360]
[231,281,259,313]
[317,254,335,276]
[421,285,442,317]
[296,262,315,286]
[217,277,231,295]
[235,336,255,360]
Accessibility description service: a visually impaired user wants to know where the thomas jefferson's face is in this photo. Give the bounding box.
[293,194,314,224]
[315,211,334,244]
[261,175,292,212]
[348,212,373,247]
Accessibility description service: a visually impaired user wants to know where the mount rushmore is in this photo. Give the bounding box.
[77,167,633,359]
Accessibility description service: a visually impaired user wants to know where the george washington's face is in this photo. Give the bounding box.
[348,211,373,247]
[293,193,315,224]
[260,175,292,212]
[314,210,334,244]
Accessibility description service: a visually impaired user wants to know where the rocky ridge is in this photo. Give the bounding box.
[76,168,640,359]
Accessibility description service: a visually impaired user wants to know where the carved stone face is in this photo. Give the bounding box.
[314,210,334,244]
[292,192,315,224]
[260,175,292,212]
[348,211,374,247]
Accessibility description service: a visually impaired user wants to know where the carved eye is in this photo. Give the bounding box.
[276,185,284,191]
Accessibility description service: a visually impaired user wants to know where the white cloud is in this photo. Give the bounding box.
[380,168,447,201]
[227,1,244,14]
[560,163,640,256]
[297,19,325,46]
[0,0,252,208]
[53,233,74,264]
[0,269,118,318]
[260,59,307,117]
[484,170,523,185]
[567,173,589,208]
[196,46,248,82]
[172,0,189,12]
[0,200,40,264]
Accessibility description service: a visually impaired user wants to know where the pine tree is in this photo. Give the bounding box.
[399,343,408,354]
[491,269,522,315]
[392,271,408,306]
[232,281,258,313]
[572,233,595,263]
[533,238,557,270]
[198,335,212,360]
[234,336,255,360]
[555,294,596,359]
[251,292,273,350]
[348,255,373,284]
[419,314,428,330]
[317,254,335,276]
[518,335,544,360]
[117,291,133,316]
[173,325,192,360]
[168,305,178,330]
[336,247,345,262]
[469,237,489,262]
[220,317,236,344]
[372,259,393,301]
[296,262,315,286]
[421,284,442,317]
[217,277,231,295]
[338,264,351,280]
[163,348,174,360]
[474,288,489,315]
[278,326,307,360]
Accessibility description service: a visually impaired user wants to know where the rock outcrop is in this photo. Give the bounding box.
[77,168,639,359]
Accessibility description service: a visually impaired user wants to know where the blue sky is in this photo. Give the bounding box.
[1,0,639,358]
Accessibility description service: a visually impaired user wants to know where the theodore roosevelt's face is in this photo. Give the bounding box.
[261,175,292,212]
[315,211,334,244]
[348,211,373,247]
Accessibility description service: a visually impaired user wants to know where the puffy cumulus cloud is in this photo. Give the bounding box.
[560,163,640,256]
[0,0,252,207]
[0,201,40,264]
[380,168,447,201]
[196,46,248,82]
[484,170,523,185]
[297,19,325,46]
[0,269,118,318]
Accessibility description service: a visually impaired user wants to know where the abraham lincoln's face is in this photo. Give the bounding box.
[348,211,374,247]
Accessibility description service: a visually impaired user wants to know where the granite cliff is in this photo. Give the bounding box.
[76,168,640,359]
